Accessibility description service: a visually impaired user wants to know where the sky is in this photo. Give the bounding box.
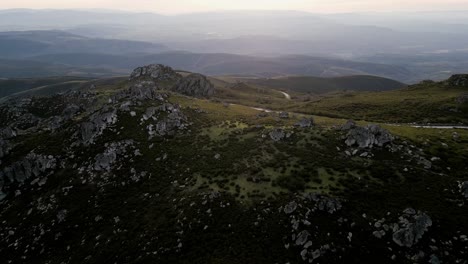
[1,0,468,14]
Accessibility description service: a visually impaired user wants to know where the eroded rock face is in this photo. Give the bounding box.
[345,124,393,148]
[392,209,432,247]
[173,73,215,98]
[130,64,182,82]
[447,74,468,87]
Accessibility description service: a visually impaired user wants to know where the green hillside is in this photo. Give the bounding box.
[287,78,468,124]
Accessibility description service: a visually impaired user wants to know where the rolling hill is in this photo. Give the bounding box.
[0,76,91,98]
[242,75,406,94]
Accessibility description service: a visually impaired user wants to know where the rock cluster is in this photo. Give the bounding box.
[392,209,432,247]
[269,128,288,141]
[295,117,314,128]
[282,195,342,263]
[447,74,468,87]
[129,64,182,82]
[117,82,166,101]
[173,73,215,98]
[144,104,189,138]
[345,124,393,148]
[305,193,342,214]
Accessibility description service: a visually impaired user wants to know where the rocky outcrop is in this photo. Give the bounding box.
[392,209,432,247]
[76,107,118,145]
[0,152,57,200]
[130,64,182,82]
[119,82,167,101]
[447,74,468,87]
[173,74,215,98]
[345,124,393,148]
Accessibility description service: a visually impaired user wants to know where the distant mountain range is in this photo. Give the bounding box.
[0,30,168,58]
[0,9,466,82]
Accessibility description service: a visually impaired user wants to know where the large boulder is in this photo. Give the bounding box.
[392,209,432,247]
[129,64,182,82]
[173,73,215,98]
[345,124,393,148]
[269,128,286,142]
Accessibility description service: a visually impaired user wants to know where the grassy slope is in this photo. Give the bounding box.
[282,80,468,124]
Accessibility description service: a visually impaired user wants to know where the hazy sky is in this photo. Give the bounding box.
[1,0,468,14]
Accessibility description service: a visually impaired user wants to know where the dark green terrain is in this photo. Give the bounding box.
[0,65,467,264]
